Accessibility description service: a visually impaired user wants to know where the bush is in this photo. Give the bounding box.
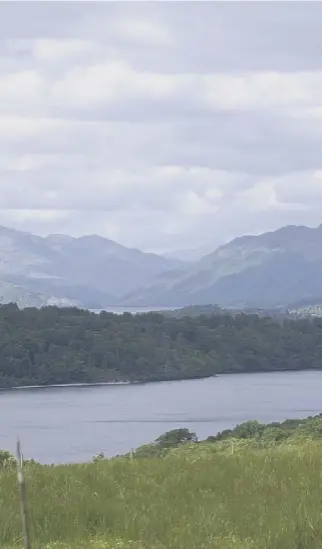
[0,450,16,469]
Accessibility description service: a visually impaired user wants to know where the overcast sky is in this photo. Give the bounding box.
[1,2,322,253]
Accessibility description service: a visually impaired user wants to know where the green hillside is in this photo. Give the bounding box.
[3,415,322,549]
[3,303,322,387]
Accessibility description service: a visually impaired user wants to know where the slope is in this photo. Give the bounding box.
[122,223,322,308]
[3,429,322,549]
[0,226,182,308]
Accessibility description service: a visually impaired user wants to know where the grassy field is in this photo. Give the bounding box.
[2,438,322,549]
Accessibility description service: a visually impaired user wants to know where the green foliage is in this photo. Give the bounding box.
[130,415,322,461]
[132,429,197,458]
[4,437,322,548]
[0,450,15,469]
[163,304,226,318]
[93,452,105,462]
[2,303,322,387]
[155,428,198,448]
[132,443,165,458]
[206,414,322,446]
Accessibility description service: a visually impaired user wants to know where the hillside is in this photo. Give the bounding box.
[3,416,322,549]
[0,279,68,309]
[123,223,322,308]
[4,223,322,310]
[2,304,322,388]
[161,303,289,320]
[0,226,182,308]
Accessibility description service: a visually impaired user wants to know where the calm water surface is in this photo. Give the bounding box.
[1,371,322,464]
[91,307,178,314]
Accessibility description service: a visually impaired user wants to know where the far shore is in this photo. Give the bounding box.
[2,368,320,392]
[4,381,136,390]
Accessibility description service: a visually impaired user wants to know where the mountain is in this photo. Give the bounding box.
[161,303,289,320]
[121,224,322,308]
[0,226,183,308]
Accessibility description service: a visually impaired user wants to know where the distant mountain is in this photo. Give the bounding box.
[162,243,217,262]
[121,224,322,308]
[0,226,184,308]
[161,303,288,320]
[0,280,73,309]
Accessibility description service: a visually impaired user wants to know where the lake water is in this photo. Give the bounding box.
[1,370,322,464]
[91,306,177,314]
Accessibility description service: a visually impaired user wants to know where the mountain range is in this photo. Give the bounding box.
[122,223,322,309]
[0,226,183,308]
[1,223,322,309]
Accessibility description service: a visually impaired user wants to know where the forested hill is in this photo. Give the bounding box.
[1,303,322,388]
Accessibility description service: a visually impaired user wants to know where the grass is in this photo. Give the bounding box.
[3,439,322,549]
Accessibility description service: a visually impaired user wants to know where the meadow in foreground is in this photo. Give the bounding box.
[2,434,322,549]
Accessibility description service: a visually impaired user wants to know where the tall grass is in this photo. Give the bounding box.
[2,440,322,549]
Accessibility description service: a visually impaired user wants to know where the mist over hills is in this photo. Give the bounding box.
[122,223,322,309]
[0,226,184,308]
[1,223,322,310]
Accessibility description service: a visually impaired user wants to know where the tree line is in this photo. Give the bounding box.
[0,303,322,388]
[130,414,322,458]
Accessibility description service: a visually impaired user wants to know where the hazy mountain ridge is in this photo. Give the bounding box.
[0,226,184,308]
[3,223,322,310]
[122,224,322,308]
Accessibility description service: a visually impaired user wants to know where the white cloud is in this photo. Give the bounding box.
[0,161,226,213]
[32,39,98,61]
[0,116,66,140]
[50,68,322,114]
[51,61,175,107]
[7,210,69,223]
[0,70,44,105]
[203,71,322,111]
[177,191,220,216]
[271,171,322,205]
[237,181,291,212]
[0,2,322,250]
[114,18,172,45]
[3,60,322,122]
[0,153,83,171]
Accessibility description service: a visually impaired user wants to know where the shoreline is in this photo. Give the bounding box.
[2,368,322,391]
[6,381,135,390]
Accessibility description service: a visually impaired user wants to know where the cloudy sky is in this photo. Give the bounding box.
[1,2,322,253]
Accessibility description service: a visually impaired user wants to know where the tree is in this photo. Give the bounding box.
[155,429,198,449]
[1,303,322,388]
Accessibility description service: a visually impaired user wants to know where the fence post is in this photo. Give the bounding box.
[16,439,31,549]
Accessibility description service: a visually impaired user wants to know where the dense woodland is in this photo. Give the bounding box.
[1,303,322,388]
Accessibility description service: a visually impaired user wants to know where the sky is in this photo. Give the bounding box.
[1,1,322,253]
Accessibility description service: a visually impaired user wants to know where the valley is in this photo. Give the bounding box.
[2,223,322,312]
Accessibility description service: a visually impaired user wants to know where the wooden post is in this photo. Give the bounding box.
[16,440,31,549]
